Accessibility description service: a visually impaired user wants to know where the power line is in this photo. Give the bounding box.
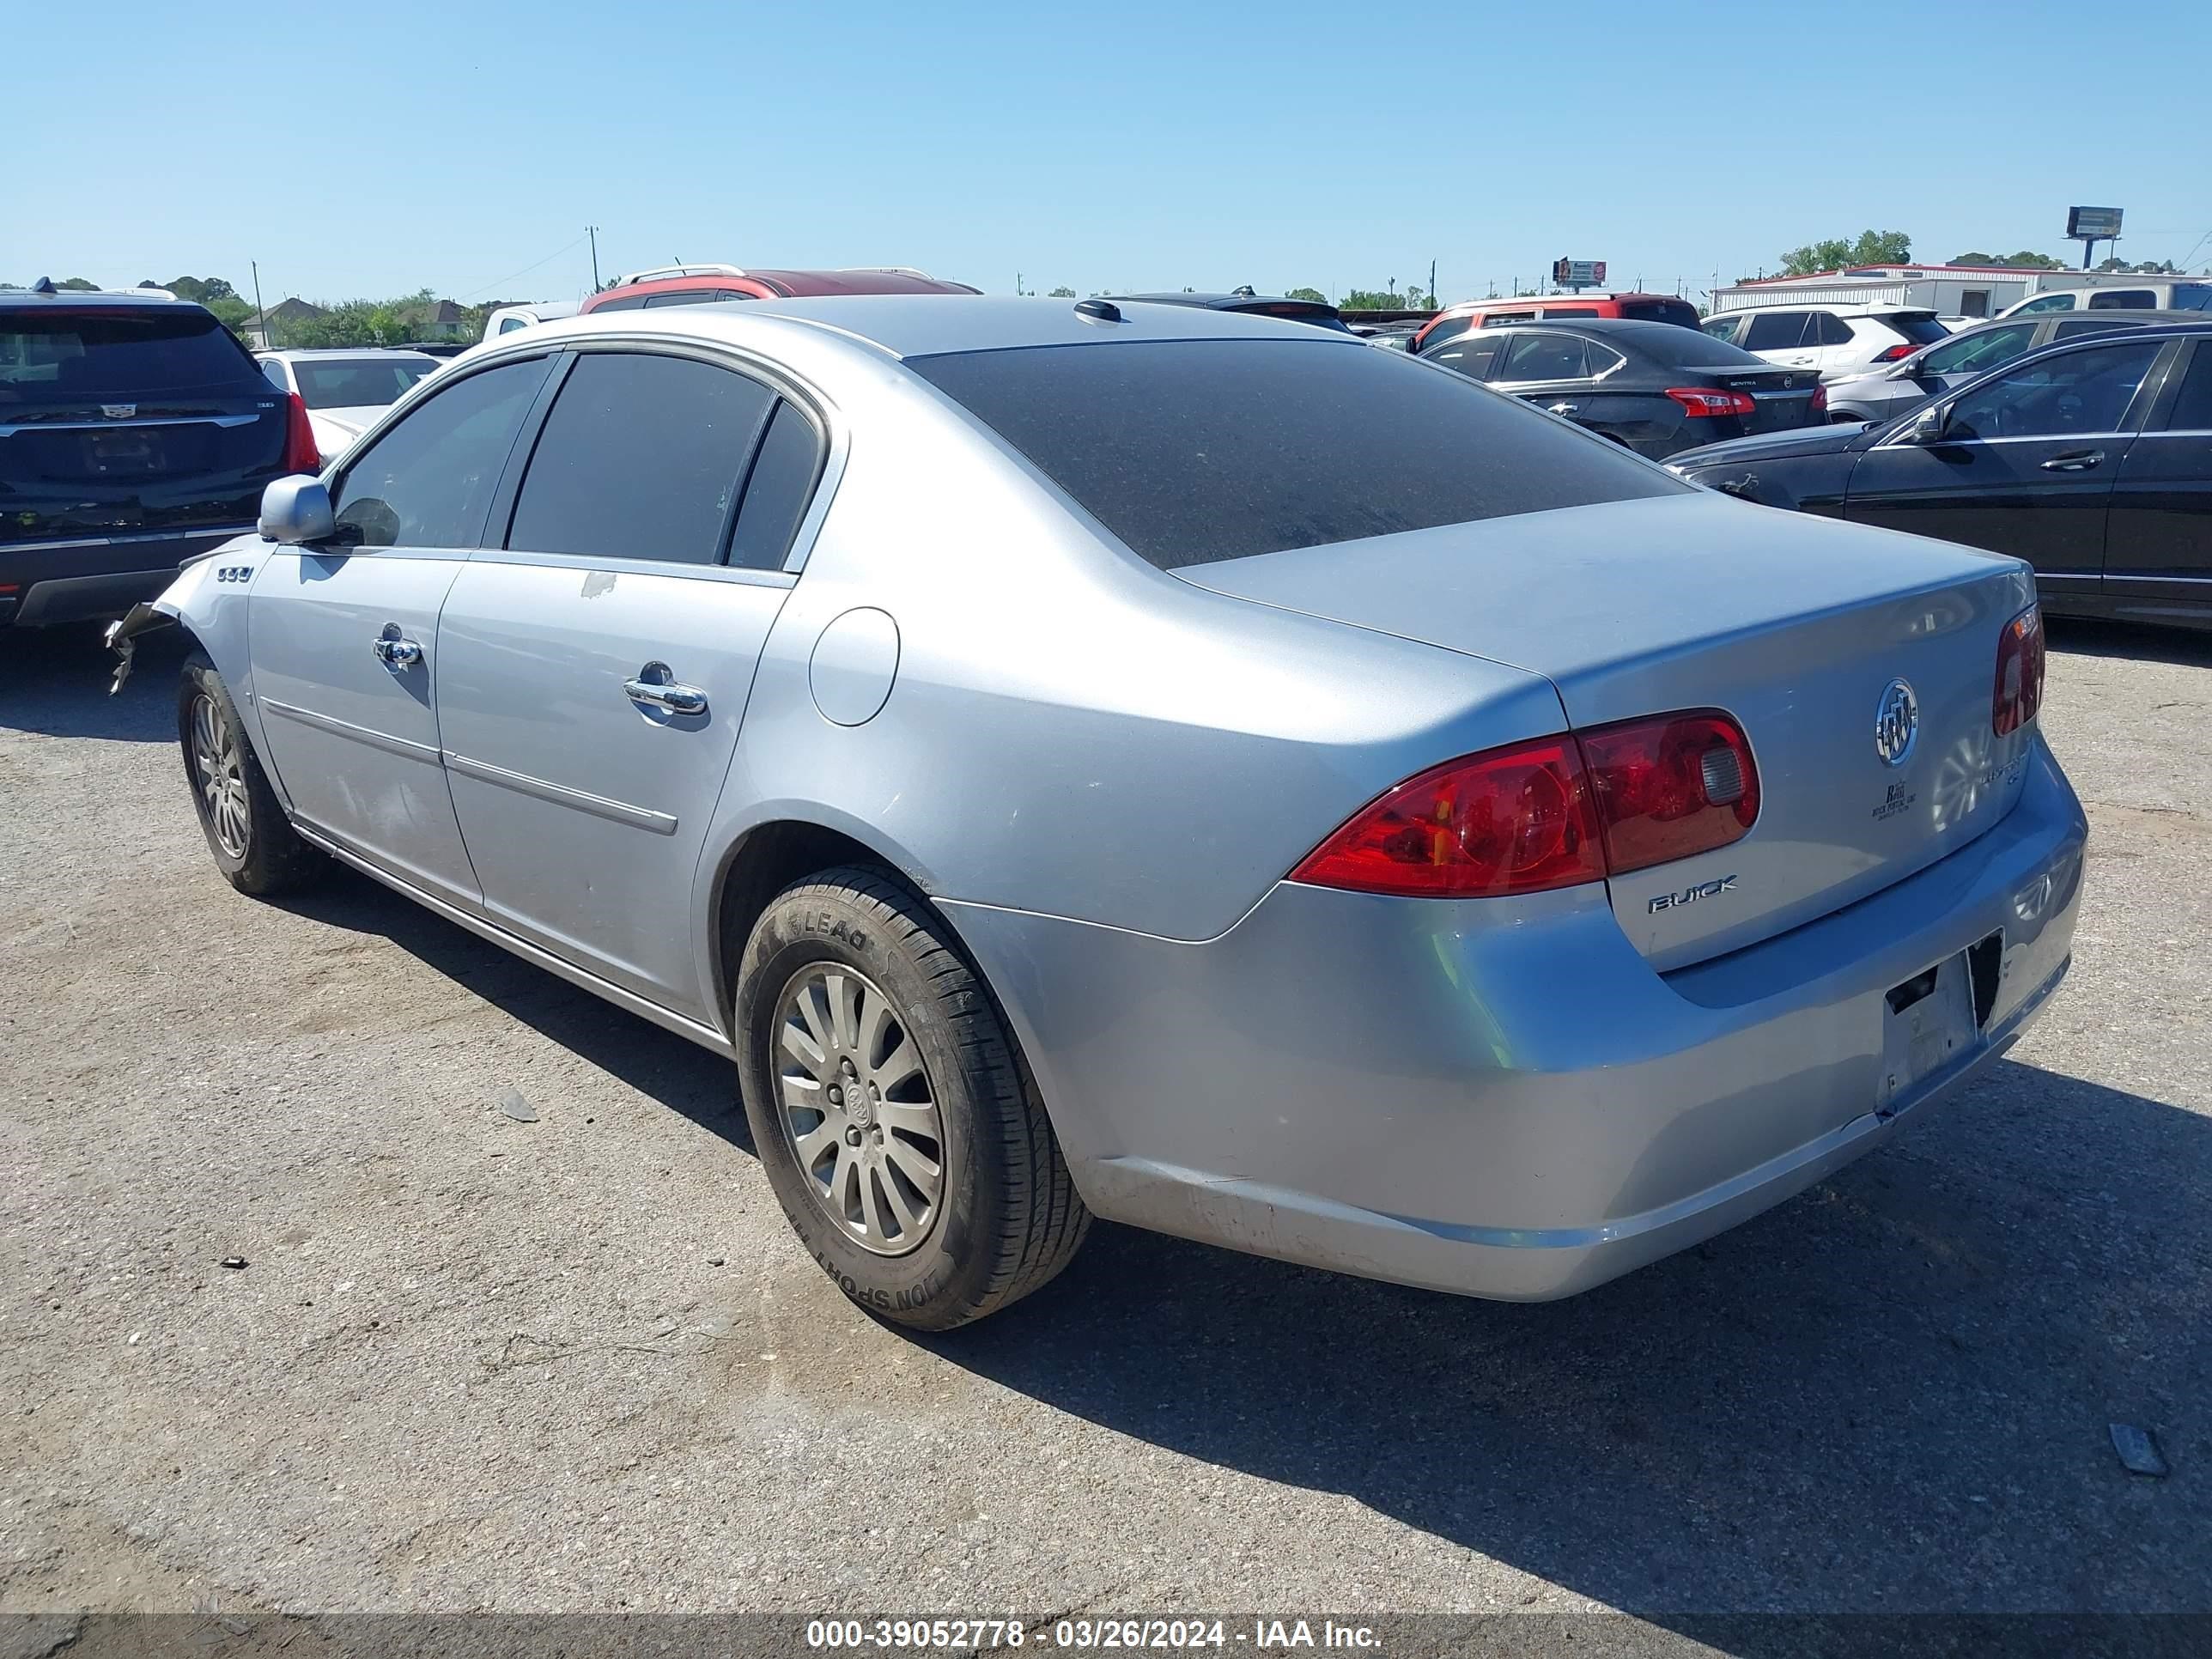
[453,234,592,301]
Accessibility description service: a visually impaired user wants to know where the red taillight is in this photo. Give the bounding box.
[1291,711,1760,900]
[1665,386,1757,418]
[1810,384,1828,415]
[1875,343,1915,362]
[1289,737,1606,899]
[1578,711,1760,874]
[281,392,320,474]
[1993,604,2045,737]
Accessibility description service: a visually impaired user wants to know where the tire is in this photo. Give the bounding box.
[178,651,327,896]
[734,866,1089,1330]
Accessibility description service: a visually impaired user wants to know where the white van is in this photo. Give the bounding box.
[1999,278,2212,319]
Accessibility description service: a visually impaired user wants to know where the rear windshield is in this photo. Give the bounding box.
[908,339,1683,570]
[1891,313,1951,345]
[1229,301,1351,333]
[293,357,440,410]
[0,307,259,402]
[1618,298,1702,329]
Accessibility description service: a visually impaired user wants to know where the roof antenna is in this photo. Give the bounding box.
[1073,298,1122,324]
[32,276,57,295]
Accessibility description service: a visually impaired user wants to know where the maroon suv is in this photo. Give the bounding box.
[580,264,979,313]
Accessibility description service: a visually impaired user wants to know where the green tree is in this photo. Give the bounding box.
[166,276,241,305]
[1285,287,1327,303]
[56,276,100,290]
[1340,286,1434,310]
[2097,257,2180,275]
[1778,230,1911,276]
[1047,286,1076,298]
[1952,250,2065,270]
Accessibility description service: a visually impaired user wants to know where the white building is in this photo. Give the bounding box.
[1709,264,2130,322]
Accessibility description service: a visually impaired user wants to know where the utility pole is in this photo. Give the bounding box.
[587,226,600,291]
[1429,258,1437,307]
[251,260,270,349]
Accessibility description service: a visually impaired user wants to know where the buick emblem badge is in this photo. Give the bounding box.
[1875,678,1919,768]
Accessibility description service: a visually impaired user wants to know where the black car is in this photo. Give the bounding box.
[1,283,316,629]
[1418,318,1824,460]
[1104,288,1352,332]
[1668,324,2212,629]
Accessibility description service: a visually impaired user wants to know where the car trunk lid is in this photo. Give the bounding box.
[1177,491,2041,969]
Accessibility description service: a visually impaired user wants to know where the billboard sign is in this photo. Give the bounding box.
[1552,258,1607,289]
[2066,206,2123,240]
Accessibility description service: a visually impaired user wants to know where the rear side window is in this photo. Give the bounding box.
[332,357,553,549]
[2087,289,2157,311]
[643,289,734,308]
[294,358,440,410]
[0,307,259,401]
[507,351,777,565]
[1480,312,1538,328]
[1813,313,1856,346]
[1887,313,1950,345]
[1539,307,1599,319]
[908,339,1681,570]
[725,400,825,570]
[1744,312,1812,350]
[590,293,650,312]
[1618,299,1701,329]
[2160,346,2212,432]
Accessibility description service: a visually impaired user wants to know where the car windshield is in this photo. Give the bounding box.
[2170,283,2212,313]
[908,338,1683,570]
[290,358,440,410]
[0,307,260,402]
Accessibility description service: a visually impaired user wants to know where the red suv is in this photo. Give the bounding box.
[1411,291,1700,353]
[580,264,979,313]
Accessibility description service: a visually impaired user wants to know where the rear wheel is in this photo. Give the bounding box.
[734,867,1089,1330]
[178,652,326,896]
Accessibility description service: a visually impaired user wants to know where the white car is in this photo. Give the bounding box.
[482,300,582,338]
[1699,304,1952,383]
[255,349,444,462]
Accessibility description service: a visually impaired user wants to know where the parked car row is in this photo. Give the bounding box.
[1668,323,2212,629]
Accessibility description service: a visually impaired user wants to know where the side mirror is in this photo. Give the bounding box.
[1903,404,1949,445]
[258,475,335,544]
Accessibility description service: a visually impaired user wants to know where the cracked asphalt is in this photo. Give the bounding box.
[3,616,2208,1646]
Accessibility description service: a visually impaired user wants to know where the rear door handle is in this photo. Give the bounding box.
[2040,451,2105,472]
[624,662,708,716]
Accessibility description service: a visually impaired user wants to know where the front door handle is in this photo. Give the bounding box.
[624,662,708,717]
[1547,401,1581,416]
[371,626,422,668]
[2040,451,2105,472]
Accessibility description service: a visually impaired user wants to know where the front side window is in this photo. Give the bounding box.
[506,351,777,565]
[1419,314,1474,350]
[1944,341,2163,441]
[330,357,552,549]
[1923,323,2036,376]
[1701,315,1744,344]
[908,338,1682,571]
[1425,336,1507,380]
[2014,293,2079,315]
[2087,289,2157,311]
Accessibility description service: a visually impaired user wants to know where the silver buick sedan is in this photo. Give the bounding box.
[110,295,2087,1330]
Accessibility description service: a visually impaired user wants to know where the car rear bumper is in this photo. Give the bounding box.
[945,732,2087,1301]
[0,526,252,627]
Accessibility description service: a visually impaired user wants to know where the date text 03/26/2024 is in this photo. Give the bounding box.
[804,1619,1382,1650]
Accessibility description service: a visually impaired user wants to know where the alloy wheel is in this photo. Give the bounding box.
[773,963,945,1256]
[189,693,251,860]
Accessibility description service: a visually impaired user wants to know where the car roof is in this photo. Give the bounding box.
[1464,317,1713,347]
[0,288,196,310]
[1441,292,1685,312]
[525,294,1370,361]
[1729,302,1936,317]
[1109,292,1334,310]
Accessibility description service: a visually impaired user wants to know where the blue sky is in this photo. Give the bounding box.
[11,1,2208,308]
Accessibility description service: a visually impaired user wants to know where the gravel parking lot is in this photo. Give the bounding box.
[3,617,2208,1642]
